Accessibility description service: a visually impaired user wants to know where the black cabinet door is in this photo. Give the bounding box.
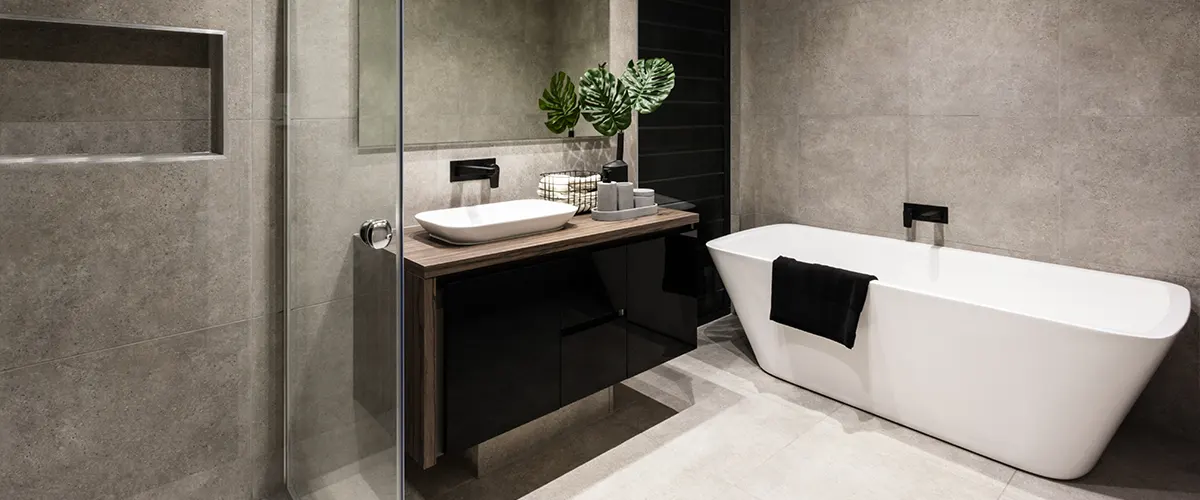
[626,234,699,377]
[559,246,627,405]
[441,258,564,452]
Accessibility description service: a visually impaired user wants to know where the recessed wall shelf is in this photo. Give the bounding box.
[0,14,225,161]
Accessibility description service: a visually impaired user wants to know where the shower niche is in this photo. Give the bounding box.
[0,15,225,160]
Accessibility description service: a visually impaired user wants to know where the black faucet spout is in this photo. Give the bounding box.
[450,158,501,188]
[903,203,949,227]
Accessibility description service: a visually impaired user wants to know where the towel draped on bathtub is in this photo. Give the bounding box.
[769,256,876,349]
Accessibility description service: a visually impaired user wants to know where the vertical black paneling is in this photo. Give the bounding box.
[441,260,564,451]
[639,0,732,321]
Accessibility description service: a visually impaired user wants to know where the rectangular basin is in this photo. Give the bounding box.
[414,199,578,245]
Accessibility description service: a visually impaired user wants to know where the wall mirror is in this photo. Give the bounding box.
[358,0,611,148]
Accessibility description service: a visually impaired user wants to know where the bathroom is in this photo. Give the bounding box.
[0,0,1197,499]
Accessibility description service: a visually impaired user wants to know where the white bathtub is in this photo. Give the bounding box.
[707,224,1191,480]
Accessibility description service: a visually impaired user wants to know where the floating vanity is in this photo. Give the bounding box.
[401,207,701,469]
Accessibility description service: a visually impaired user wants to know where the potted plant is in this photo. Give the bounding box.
[538,71,581,137]
[578,58,676,175]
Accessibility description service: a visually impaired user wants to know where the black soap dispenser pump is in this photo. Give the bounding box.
[601,131,629,182]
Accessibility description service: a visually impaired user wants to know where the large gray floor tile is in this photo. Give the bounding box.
[733,405,1015,500]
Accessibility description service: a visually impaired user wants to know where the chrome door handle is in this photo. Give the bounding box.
[359,219,394,250]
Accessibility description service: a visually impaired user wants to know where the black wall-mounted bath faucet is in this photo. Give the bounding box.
[903,203,949,228]
[903,203,949,246]
[450,158,500,188]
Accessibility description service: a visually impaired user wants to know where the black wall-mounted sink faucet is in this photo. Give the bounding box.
[903,202,949,246]
[450,158,500,188]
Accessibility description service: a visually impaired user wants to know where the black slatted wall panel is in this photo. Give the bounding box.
[639,0,731,323]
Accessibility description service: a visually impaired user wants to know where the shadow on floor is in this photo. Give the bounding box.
[404,385,678,500]
[1043,424,1200,500]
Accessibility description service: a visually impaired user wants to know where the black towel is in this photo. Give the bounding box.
[769,256,877,349]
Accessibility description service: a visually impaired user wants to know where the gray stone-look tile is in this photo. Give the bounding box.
[289,119,397,308]
[0,0,254,120]
[291,0,355,119]
[1060,117,1200,276]
[123,460,248,500]
[0,60,210,122]
[288,297,358,441]
[799,0,909,115]
[253,0,286,120]
[0,321,244,500]
[250,120,286,316]
[0,121,251,371]
[0,120,211,156]
[909,116,1061,257]
[1062,0,1200,117]
[241,313,286,498]
[909,0,1059,117]
[742,0,802,117]
[744,114,801,221]
[796,116,907,234]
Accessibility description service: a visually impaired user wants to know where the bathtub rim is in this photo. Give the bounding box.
[708,223,1192,342]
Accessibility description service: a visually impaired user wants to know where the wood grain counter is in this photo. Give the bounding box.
[401,208,699,279]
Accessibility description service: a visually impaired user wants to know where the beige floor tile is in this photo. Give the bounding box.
[301,474,379,500]
[735,405,1015,500]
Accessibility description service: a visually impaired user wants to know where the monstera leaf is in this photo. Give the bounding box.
[579,63,633,137]
[538,71,580,135]
[621,58,675,114]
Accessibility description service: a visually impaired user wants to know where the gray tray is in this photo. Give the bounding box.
[590,204,658,221]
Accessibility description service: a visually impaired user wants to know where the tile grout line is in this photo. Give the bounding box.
[0,314,267,376]
[995,469,1018,500]
[1056,0,1066,262]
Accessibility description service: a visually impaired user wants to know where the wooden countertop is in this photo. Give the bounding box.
[402,208,699,279]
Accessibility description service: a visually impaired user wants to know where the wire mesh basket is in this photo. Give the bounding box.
[538,170,601,214]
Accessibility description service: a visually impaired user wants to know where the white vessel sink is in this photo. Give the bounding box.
[414,199,578,245]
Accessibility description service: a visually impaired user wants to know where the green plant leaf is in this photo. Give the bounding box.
[621,58,675,114]
[537,71,580,135]
[579,63,633,137]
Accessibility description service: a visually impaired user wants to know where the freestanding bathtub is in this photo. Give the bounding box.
[707,224,1191,480]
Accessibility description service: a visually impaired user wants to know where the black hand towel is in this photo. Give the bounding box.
[769,256,877,349]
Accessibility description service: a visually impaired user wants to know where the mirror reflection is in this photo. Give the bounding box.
[359,0,610,147]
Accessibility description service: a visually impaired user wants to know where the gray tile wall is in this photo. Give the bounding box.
[0,0,285,498]
[0,15,224,156]
[735,0,1200,442]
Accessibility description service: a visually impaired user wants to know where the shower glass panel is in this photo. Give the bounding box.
[285,0,401,497]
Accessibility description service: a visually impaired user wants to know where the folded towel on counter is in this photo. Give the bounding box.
[538,189,597,212]
[539,173,601,193]
[769,256,877,349]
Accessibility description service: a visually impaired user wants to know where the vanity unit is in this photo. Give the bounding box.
[402,208,701,468]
